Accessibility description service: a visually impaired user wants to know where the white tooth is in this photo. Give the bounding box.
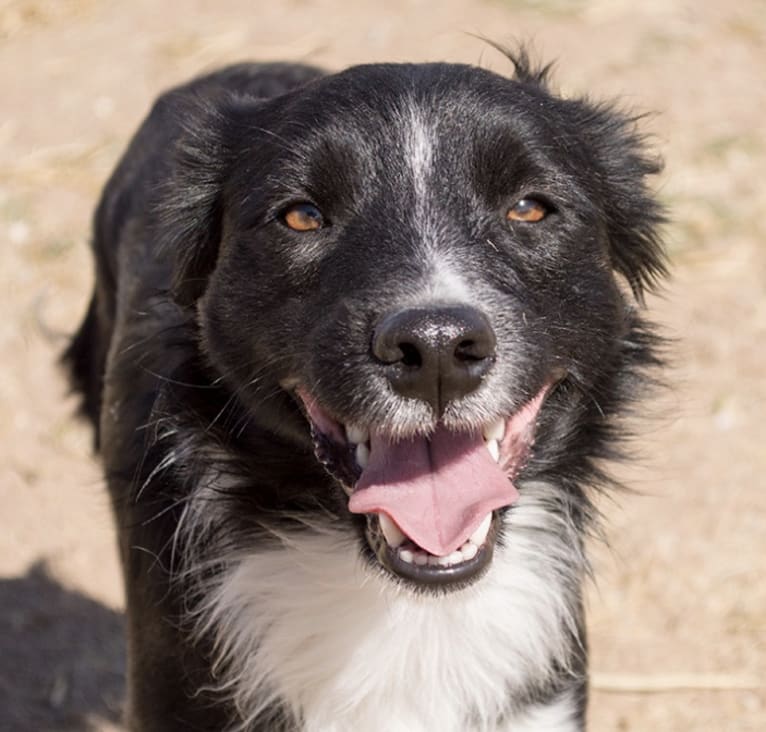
[379,513,405,548]
[355,442,370,469]
[346,423,369,445]
[414,552,429,566]
[448,551,463,565]
[483,418,506,442]
[469,513,493,546]
[461,542,478,560]
[399,549,414,564]
[428,555,441,566]
[486,439,500,462]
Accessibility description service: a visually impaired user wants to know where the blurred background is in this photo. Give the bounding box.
[0,0,764,729]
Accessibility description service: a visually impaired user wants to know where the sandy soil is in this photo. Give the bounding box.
[1,0,764,729]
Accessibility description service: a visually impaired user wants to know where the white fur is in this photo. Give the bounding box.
[182,480,586,731]
[507,690,580,731]
[404,102,434,211]
[424,256,474,303]
[400,102,477,308]
[403,102,441,261]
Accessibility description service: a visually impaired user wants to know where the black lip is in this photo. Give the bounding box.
[310,424,361,493]
[366,513,497,591]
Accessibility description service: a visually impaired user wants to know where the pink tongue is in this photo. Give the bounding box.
[348,425,519,556]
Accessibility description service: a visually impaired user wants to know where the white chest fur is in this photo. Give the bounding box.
[189,484,584,731]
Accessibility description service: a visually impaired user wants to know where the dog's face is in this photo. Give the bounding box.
[167,62,664,591]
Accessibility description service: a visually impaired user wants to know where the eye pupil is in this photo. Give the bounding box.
[507,198,548,223]
[283,203,324,231]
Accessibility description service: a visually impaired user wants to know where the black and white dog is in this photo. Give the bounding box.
[65,53,666,731]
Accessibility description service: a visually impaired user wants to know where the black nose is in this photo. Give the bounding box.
[372,305,496,416]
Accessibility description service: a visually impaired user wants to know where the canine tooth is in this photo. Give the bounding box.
[427,555,441,566]
[399,549,414,564]
[486,439,500,462]
[461,542,479,560]
[470,513,492,546]
[414,552,429,566]
[483,418,505,442]
[346,423,369,445]
[379,513,405,548]
[437,554,453,566]
[355,442,370,469]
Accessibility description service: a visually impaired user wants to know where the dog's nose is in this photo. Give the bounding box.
[372,305,496,416]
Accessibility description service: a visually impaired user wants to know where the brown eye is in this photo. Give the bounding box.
[506,198,549,223]
[282,203,324,231]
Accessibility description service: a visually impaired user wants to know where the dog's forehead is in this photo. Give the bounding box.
[265,63,565,204]
[321,62,529,109]
[286,63,550,152]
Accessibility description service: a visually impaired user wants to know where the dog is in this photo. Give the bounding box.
[64,52,666,731]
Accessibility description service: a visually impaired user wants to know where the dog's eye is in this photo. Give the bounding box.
[506,198,549,223]
[282,203,324,232]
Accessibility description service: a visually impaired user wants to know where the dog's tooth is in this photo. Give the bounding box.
[346,423,369,445]
[486,439,500,462]
[379,513,405,548]
[427,555,441,566]
[461,542,479,560]
[355,442,370,469]
[469,513,492,546]
[436,554,453,566]
[483,418,505,442]
[399,548,414,564]
[414,552,429,566]
[448,551,463,565]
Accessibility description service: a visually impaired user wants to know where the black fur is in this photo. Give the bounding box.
[64,54,665,731]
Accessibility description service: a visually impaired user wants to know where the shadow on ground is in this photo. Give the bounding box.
[0,562,124,731]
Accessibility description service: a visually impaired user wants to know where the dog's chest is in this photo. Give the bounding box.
[196,525,580,731]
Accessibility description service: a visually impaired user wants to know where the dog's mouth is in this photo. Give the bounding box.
[295,384,553,590]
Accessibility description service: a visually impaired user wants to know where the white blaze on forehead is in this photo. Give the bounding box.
[403,101,437,250]
[404,101,434,203]
[402,101,474,306]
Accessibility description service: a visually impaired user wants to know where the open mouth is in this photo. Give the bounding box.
[296,384,553,589]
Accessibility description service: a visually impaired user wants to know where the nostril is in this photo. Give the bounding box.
[455,339,480,362]
[399,342,422,368]
[454,333,495,363]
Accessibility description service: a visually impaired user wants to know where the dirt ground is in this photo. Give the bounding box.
[1,0,764,730]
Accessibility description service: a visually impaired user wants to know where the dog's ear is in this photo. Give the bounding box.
[153,91,245,307]
[570,100,668,301]
[499,46,667,300]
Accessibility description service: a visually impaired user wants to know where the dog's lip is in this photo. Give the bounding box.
[366,512,498,590]
[366,511,497,588]
[294,386,347,447]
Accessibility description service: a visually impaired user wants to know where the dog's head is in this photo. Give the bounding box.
[161,56,665,591]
